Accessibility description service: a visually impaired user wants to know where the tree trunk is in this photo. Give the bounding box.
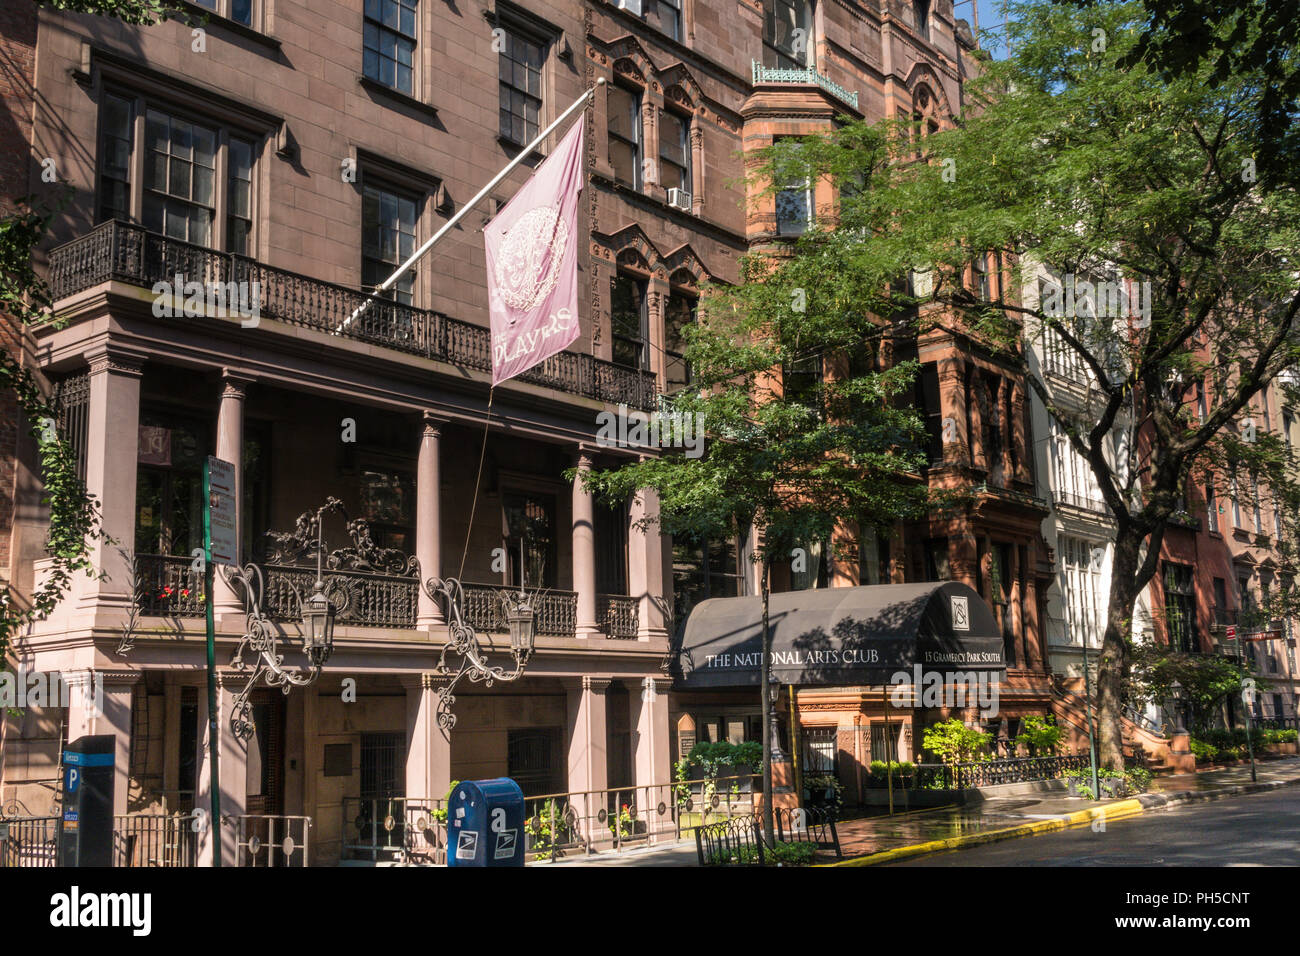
[1096,530,1143,769]
[760,557,776,845]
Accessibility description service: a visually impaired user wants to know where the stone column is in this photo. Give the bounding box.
[646,276,670,386]
[939,356,968,465]
[566,676,609,842]
[79,346,144,619]
[416,414,445,627]
[629,677,670,840]
[65,670,138,818]
[404,673,452,808]
[572,450,600,637]
[213,371,250,621]
[628,484,668,641]
[967,370,987,473]
[195,672,248,867]
[689,125,704,214]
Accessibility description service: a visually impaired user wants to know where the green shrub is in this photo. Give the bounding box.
[922,718,993,765]
[1125,766,1153,793]
[711,840,816,866]
[1189,738,1219,762]
[1015,715,1064,755]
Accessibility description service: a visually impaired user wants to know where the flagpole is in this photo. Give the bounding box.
[337,78,604,333]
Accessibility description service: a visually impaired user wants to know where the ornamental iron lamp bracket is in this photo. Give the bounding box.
[421,576,535,731]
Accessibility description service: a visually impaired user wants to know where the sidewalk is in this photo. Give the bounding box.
[530,757,1300,867]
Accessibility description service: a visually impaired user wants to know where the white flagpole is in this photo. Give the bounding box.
[337,78,604,333]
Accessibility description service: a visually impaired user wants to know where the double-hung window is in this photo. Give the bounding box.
[647,0,683,41]
[499,26,544,144]
[611,273,648,370]
[608,84,642,188]
[364,0,418,96]
[659,110,691,195]
[362,183,418,305]
[99,92,260,254]
[664,288,695,392]
[763,0,813,69]
[191,0,253,26]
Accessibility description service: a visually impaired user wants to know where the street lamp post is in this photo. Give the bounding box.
[1073,605,1101,798]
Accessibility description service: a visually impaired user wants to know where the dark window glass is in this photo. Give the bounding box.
[499,27,544,144]
[664,290,695,391]
[142,109,216,246]
[913,0,930,41]
[503,491,557,589]
[783,353,822,413]
[762,0,812,69]
[362,183,418,304]
[226,136,253,255]
[611,273,647,369]
[364,0,418,95]
[776,177,811,235]
[1165,562,1197,653]
[608,84,641,187]
[98,93,133,223]
[648,0,682,41]
[918,362,943,463]
[659,110,691,193]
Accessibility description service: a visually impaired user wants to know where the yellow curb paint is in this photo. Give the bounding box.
[818,799,1146,867]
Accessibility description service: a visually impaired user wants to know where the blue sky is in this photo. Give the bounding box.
[954,0,1015,59]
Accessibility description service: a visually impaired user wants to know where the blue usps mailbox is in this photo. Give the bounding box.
[446,778,526,867]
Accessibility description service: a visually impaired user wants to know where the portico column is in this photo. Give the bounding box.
[65,670,138,819]
[630,677,670,796]
[572,450,600,637]
[196,672,248,866]
[214,371,251,620]
[404,673,452,807]
[416,414,445,627]
[628,484,668,640]
[79,346,144,618]
[567,676,609,842]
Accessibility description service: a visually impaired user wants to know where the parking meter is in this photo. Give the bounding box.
[446,778,526,867]
[58,735,115,867]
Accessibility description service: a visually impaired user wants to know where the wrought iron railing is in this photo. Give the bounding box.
[460,582,578,637]
[751,59,859,110]
[49,220,658,410]
[0,815,58,867]
[909,754,1094,790]
[113,813,198,867]
[342,796,415,863]
[259,563,419,627]
[1250,716,1299,731]
[226,814,311,867]
[598,593,639,639]
[135,554,206,617]
[695,806,841,866]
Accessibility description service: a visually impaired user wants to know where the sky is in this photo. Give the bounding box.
[955,0,1016,60]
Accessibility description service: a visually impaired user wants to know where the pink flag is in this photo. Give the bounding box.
[486,120,585,386]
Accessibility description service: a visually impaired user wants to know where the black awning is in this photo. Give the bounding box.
[676,581,1005,688]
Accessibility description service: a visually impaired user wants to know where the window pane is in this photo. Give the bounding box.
[608,87,637,140]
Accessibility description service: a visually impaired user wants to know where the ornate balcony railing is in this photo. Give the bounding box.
[48,220,658,411]
[135,554,205,618]
[133,557,639,638]
[598,593,639,639]
[751,59,859,110]
[460,582,578,637]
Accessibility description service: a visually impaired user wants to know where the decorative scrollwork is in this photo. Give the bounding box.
[223,562,322,741]
[422,577,535,731]
[265,498,418,577]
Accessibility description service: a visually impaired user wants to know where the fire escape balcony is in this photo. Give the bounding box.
[46,219,659,411]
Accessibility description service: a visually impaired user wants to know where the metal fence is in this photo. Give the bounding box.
[695,806,842,866]
[903,754,1094,790]
[227,814,311,867]
[114,813,198,867]
[0,816,58,868]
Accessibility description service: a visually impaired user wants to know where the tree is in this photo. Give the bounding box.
[576,143,933,838]
[745,0,1300,769]
[1128,642,1254,730]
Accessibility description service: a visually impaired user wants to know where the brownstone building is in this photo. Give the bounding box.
[0,0,1061,863]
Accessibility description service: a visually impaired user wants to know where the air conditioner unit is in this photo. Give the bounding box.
[617,0,643,16]
[667,187,692,211]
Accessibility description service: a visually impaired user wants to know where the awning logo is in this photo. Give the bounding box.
[951,595,970,631]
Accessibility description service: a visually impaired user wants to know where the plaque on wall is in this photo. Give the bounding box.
[323,743,353,777]
[678,731,696,759]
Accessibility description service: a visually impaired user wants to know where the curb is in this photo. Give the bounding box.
[820,774,1300,867]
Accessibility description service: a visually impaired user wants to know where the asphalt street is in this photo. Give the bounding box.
[886,786,1300,866]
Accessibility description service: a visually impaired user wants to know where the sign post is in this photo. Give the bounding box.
[203,456,238,867]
